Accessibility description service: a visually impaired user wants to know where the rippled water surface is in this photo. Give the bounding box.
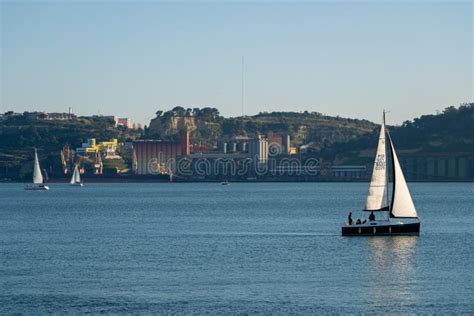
[1,182,473,313]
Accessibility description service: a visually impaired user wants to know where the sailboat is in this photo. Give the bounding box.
[25,149,50,191]
[341,113,420,236]
[70,165,83,187]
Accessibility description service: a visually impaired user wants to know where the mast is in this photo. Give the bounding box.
[389,132,395,216]
[383,111,389,209]
[241,56,244,117]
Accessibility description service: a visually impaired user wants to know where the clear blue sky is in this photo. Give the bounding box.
[1,1,472,125]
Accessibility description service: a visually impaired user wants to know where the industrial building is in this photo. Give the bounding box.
[133,131,190,175]
[117,118,133,128]
[267,132,291,154]
[76,139,118,155]
[399,155,472,181]
[249,135,269,164]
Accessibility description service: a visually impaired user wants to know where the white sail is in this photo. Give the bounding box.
[71,166,81,184]
[75,166,81,183]
[33,149,44,184]
[364,115,389,211]
[74,166,81,183]
[388,133,418,218]
[70,167,75,184]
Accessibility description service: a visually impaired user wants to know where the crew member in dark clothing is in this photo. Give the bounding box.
[348,212,353,225]
[356,218,361,225]
[369,211,375,221]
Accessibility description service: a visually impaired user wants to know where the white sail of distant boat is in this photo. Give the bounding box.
[364,114,389,211]
[25,149,49,190]
[342,112,419,235]
[33,149,44,184]
[70,165,83,186]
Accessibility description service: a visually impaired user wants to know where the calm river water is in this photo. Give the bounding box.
[1,182,473,313]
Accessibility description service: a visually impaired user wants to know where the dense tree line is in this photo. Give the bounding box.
[155,106,221,121]
[321,103,474,162]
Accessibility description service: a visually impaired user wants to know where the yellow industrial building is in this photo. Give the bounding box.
[76,139,118,154]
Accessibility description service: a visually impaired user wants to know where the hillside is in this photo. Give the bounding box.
[0,115,140,180]
[320,103,474,180]
[2,104,472,181]
[322,103,474,161]
[146,107,377,150]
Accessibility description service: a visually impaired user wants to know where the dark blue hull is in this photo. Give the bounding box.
[341,222,420,236]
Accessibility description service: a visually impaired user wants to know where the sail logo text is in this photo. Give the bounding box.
[375,154,385,170]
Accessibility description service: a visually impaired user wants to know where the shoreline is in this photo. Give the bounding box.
[3,179,474,184]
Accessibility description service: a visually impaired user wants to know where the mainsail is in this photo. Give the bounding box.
[75,166,81,183]
[364,115,389,211]
[71,165,81,184]
[33,149,44,184]
[387,133,418,218]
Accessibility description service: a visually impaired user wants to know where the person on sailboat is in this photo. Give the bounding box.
[348,212,353,225]
[369,211,375,221]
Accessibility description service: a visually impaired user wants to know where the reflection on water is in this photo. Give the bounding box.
[368,236,418,273]
[367,236,418,306]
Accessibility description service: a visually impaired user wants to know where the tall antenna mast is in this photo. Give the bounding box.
[241,56,244,117]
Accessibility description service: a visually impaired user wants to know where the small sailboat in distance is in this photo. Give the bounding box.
[25,149,50,191]
[341,112,420,236]
[70,165,83,187]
